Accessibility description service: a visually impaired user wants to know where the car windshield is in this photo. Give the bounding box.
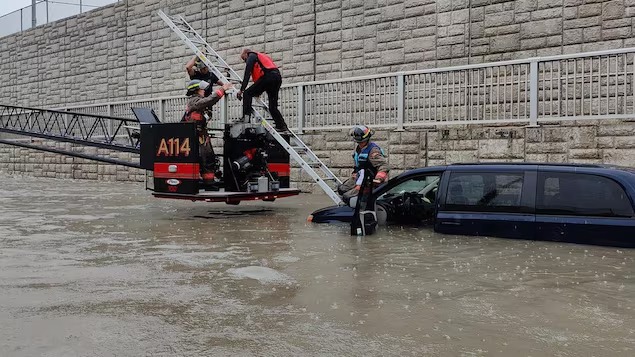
[379,175,440,199]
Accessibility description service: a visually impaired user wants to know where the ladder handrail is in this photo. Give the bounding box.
[158,11,244,89]
[259,119,343,204]
[245,93,341,183]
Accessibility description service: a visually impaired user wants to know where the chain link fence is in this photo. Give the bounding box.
[0,0,120,38]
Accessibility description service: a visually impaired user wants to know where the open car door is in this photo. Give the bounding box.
[351,165,379,236]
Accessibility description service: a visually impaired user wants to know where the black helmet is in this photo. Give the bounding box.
[349,125,374,143]
[186,79,209,95]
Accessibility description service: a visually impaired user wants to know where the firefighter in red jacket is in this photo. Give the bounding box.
[184,79,234,183]
[236,48,289,132]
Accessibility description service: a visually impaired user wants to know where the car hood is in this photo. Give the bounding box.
[309,204,354,223]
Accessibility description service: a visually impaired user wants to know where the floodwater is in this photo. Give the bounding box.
[0,175,633,357]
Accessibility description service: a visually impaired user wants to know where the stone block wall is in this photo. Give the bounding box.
[3,121,635,191]
[0,140,146,182]
[295,120,635,191]
[1,0,635,109]
[2,0,635,187]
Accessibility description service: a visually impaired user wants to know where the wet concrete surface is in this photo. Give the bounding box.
[0,174,634,356]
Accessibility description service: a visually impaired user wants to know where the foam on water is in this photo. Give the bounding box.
[57,213,121,221]
[227,266,295,284]
[273,254,300,263]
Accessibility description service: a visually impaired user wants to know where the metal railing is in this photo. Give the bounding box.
[55,48,635,131]
[0,0,120,38]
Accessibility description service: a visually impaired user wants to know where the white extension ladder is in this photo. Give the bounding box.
[158,10,344,205]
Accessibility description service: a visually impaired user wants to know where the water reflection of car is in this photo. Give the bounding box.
[309,163,635,248]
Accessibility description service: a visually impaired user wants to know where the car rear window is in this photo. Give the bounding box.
[445,172,524,212]
[537,172,634,218]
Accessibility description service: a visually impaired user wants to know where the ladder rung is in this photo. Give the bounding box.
[204,55,224,63]
[171,19,187,26]
[292,148,311,154]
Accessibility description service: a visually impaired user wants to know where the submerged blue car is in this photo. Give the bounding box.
[309,163,635,248]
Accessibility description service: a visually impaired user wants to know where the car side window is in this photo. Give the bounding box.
[378,175,440,202]
[445,172,524,212]
[536,172,634,217]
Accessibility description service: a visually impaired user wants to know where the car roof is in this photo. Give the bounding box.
[377,163,635,196]
[390,162,635,180]
[448,162,635,175]
[449,162,630,169]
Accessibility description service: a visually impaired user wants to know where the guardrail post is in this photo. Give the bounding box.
[297,84,305,134]
[396,73,405,131]
[107,104,113,136]
[159,99,165,122]
[529,60,539,127]
[31,0,36,28]
[220,95,228,125]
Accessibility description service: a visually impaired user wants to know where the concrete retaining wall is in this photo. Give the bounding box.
[2,0,635,183]
[1,0,635,108]
[3,120,635,192]
[0,141,146,182]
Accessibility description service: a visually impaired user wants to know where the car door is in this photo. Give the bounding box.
[435,166,536,240]
[308,168,446,224]
[370,170,444,225]
[534,168,635,247]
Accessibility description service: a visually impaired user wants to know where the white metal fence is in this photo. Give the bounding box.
[0,0,120,38]
[57,48,635,132]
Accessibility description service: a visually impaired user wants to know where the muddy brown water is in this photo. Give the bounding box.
[0,175,633,356]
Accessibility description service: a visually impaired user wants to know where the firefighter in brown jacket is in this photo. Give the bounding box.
[337,125,390,204]
[184,79,234,183]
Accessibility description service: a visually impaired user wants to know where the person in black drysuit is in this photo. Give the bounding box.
[185,56,222,95]
[236,48,289,132]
